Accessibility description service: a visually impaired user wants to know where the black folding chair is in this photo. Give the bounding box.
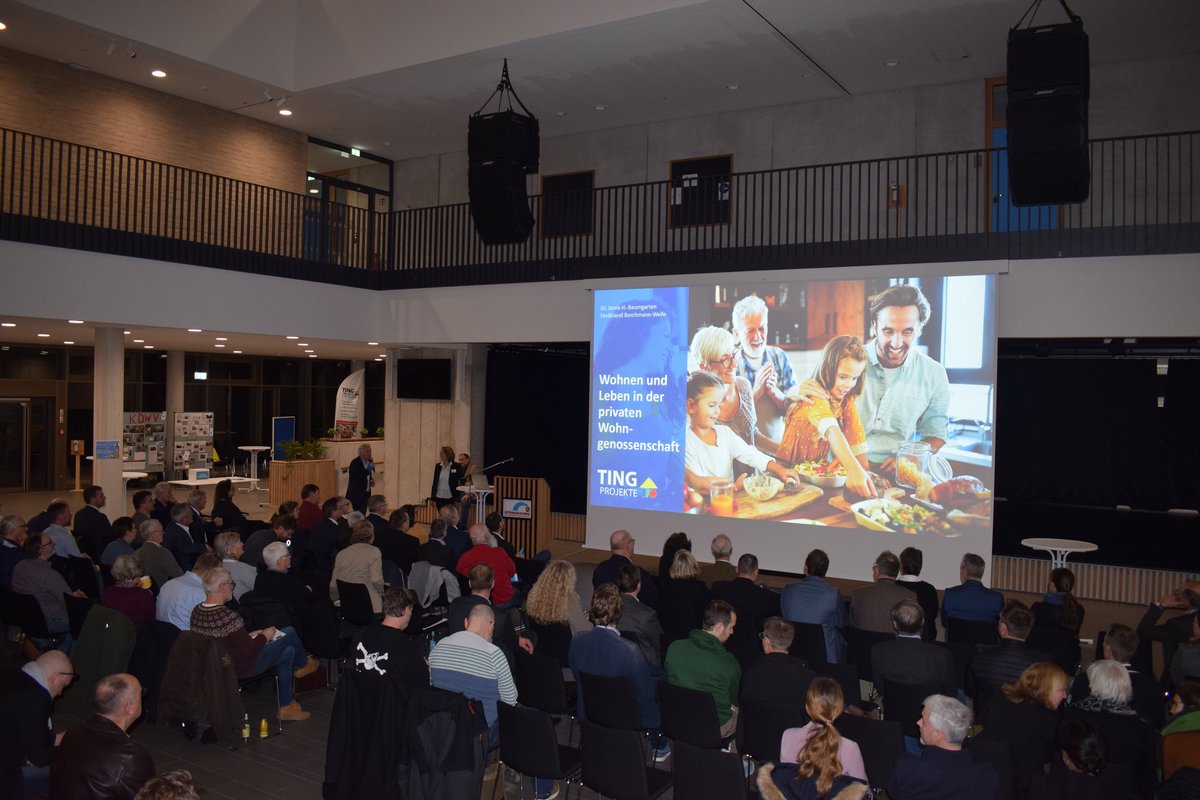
[0,586,56,645]
[577,672,643,730]
[513,650,576,716]
[659,682,725,750]
[62,592,94,639]
[946,617,999,647]
[844,627,893,685]
[67,555,101,598]
[673,739,753,800]
[580,720,672,800]
[964,736,1017,800]
[815,661,863,710]
[497,702,583,797]
[789,620,829,664]
[528,618,573,669]
[835,714,904,789]
[739,701,808,764]
[335,580,377,627]
[881,679,942,740]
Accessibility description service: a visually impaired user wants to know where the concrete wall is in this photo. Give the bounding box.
[393,53,1200,208]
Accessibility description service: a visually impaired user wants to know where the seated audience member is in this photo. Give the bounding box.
[569,583,671,762]
[456,523,517,608]
[616,562,665,667]
[483,512,518,561]
[1026,718,1111,800]
[702,533,736,587]
[524,558,591,634]
[781,548,847,663]
[185,490,216,547]
[896,546,939,641]
[742,617,817,711]
[439,504,470,560]
[772,677,868,798]
[979,662,1069,797]
[592,529,658,609]
[888,695,998,800]
[1169,612,1200,688]
[447,563,532,661]
[190,567,316,721]
[1136,579,1200,678]
[43,501,82,559]
[966,600,1050,712]
[163,504,205,571]
[1065,659,1156,794]
[134,520,183,588]
[1,650,76,799]
[849,550,911,633]
[155,553,221,631]
[100,517,138,567]
[27,497,68,534]
[49,673,155,800]
[12,532,84,635]
[417,518,456,571]
[1163,677,1200,736]
[101,554,156,629]
[330,520,384,614]
[375,503,419,574]
[657,531,692,582]
[211,479,253,539]
[150,483,175,530]
[134,770,201,800]
[0,514,28,588]
[666,599,741,738]
[659,548,712,642]
[1069,623,1164,728]
[940,553,1003,626]
[871,599,957,698]
[296,484,322,530]
[1031,567,1086,634]
[243,514,297,569]
[213,532,257,601]
[130,490,154,532]
[73,485,114,562]
[307,497,345,565]
[712,553,782,669]
[256,541,320,631]
[353,587,429,698]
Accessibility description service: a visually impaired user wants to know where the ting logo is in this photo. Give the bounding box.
[596,469,658,500]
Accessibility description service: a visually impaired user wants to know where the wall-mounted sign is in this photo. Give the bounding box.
[95,440,120,460]
[502,498,532,519]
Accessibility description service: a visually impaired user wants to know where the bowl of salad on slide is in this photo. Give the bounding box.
[850,497,958,537]
[795,460,847,488]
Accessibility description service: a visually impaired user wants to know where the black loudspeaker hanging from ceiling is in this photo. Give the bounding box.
[468,60,540,245]
[1006,0,1090,206]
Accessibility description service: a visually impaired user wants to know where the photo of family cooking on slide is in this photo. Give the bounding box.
[591,274,998,537]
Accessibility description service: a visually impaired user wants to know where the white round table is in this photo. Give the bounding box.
[1020,537,1098,570]
[238,446,271,491]
[468,485,495,517]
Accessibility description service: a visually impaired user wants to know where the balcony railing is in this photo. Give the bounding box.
[1,127,1196,289]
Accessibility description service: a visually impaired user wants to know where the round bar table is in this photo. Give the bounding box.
[1020,537,1098,570]
[238,446,271,491]
[469,485,495,518]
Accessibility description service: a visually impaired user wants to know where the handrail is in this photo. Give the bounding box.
[1,126,1196,287]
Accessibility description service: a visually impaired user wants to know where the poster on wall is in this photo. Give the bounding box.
[333,369,365,439]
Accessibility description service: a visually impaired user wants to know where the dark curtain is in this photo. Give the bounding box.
[1162,359,1200,509]
[483,344,589,514]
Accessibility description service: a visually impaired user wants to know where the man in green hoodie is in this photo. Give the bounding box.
[665,599,741,738]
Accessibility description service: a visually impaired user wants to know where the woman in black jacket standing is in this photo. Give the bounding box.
[429,446,464,510]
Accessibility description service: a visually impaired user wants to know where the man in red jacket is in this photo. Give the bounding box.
[456,524,517,608]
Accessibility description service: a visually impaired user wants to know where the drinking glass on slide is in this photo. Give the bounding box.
[709,479,734,517]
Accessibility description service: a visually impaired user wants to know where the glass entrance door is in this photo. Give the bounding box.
[0,399,30,492]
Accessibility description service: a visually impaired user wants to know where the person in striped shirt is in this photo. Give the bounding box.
[428,603,517,733]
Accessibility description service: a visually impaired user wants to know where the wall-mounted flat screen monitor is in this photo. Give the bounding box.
[396,358,453,400]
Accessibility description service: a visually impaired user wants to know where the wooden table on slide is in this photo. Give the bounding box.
[1020,537,1098,570]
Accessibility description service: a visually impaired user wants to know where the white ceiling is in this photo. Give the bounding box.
[2,0,1197,163]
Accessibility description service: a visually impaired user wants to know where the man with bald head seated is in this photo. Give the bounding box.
[49,673,156,800]
[0,649,76,799]
[592,529,658,609]
[456,524,518,608]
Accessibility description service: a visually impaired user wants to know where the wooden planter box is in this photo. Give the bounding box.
[269,459,336,508]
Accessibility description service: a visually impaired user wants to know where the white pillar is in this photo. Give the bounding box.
[382,349,402,505]
[92,327,124,517]
[165,351,184,481]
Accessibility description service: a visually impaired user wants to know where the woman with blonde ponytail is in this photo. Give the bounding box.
[758,677,869,800]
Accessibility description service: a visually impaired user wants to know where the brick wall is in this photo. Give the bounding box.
[0,45,305,193]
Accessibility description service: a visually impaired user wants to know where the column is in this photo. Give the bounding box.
[92,327,124,517]
[164,350,184,481]
[382,349,402,505]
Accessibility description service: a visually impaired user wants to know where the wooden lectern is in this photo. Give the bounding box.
[493,475,551,557]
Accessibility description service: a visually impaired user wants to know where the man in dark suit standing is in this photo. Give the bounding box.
[966,600,1051,714]
[941,553,1004,627]
[871,599,957,698]
[712,553,781,670]
[346,444,375,513]
[741,617,816,711]
[616,562,666,668]
[592,529,658,609]
[896,546,939,641]
[889,695,998,800]
[73,485,113,561]
[417,519,456,571]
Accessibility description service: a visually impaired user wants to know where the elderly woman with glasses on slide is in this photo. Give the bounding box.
[689,325,779,455]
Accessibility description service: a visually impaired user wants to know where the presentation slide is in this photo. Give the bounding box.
[588,273,997,587]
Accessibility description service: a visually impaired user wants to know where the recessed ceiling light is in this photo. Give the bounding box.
[1,322,14,327]
[378,354,386,359]
[308,354,317,358]
[215,337,228,341]
[0,22,8,31]
[133,339,144,343]
[367,342,379,346]
[286,336,299,340]
[63,341,74,345]
[304,349,314,353]
[726,83,740,90]
[187,328,202,333]
[308,188,319,194]
[297,343,308,347]
[144,345,154,349]
[37,333,49,337]
[151,69,167,78]
[279,109,293,116]
[233,350,242,354]
[594,104,606,111]
[123,330,131,335]
[68,319,84,324]
[374,358,383,362]
[214,344,225,348]
[884,59,900,67]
